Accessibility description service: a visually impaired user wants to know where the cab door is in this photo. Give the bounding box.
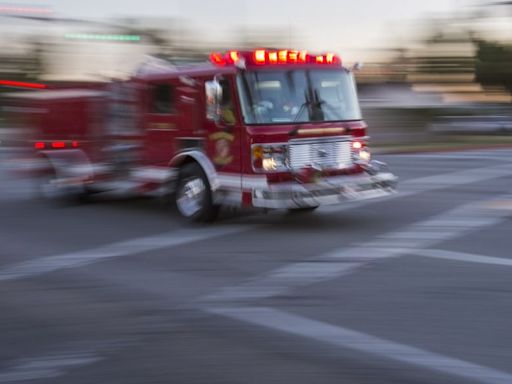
[203,75,243,194]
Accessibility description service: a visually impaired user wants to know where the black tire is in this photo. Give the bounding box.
[175,162,219,223]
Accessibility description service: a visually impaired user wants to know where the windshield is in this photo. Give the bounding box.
[237,69,361,125]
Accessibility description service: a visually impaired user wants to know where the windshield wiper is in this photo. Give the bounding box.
[293,99,313,123]
[295,88,336,123]
[293,88,319,123]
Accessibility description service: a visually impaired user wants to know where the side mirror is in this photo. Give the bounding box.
[351,62,364,72]
[205,79,223,122]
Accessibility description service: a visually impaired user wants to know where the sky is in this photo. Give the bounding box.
[7,0,480,61]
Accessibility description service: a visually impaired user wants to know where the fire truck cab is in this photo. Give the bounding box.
[27,49,397,222]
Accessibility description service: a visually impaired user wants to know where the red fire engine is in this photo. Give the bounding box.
[16,49,397,221]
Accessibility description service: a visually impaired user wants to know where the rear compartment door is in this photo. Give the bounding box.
[143,79,183,166]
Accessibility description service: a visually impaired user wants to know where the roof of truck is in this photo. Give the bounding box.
[133,56,236,82]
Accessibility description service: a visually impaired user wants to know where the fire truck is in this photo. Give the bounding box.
[17,49,397,222]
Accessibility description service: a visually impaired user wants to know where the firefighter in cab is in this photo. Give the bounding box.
[219,79,236,126]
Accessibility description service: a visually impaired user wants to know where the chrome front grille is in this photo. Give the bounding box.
[288,137,352,170]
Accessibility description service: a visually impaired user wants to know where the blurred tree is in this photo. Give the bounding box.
[475,40,512,95]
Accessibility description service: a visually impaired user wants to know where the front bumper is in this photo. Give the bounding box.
[252,165,397,209]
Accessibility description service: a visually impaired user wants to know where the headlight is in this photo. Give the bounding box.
[252,144,288,173]
[262,158,278,172]
[358,148,371,163]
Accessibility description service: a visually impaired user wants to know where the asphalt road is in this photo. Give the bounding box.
[1,148,512,384]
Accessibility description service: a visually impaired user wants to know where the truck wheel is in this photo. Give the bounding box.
[37,170,64,201]
[36,161,90,204]
[175,163,219,222]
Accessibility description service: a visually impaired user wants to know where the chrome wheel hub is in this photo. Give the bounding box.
[176,177,206,217]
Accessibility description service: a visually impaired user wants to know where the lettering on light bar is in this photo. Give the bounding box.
[210,49,341,67]
[0,80,47,89]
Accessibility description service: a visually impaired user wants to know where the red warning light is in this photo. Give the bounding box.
[352,141,363,150]
[71,141,79,148]
[34,142,46,150]
[253,50,266,65]
[210,51,243,66]
[209,52,226,67]
[229,51,240,63]
[299,51,308,63]
[288,50,299,63]
[268,51,278,64]
[51,141,66,149]
[278,50,288,63]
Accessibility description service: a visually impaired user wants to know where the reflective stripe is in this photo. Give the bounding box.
[132,167,177,182]
[217,173,269,190]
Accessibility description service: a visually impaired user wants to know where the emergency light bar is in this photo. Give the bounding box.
[210,50,341,67]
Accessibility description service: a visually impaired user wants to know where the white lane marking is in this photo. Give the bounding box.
[1,158,510,284]
[362,200,508,250]
[323,163,512,213]
[0,351,101,383]
[206,196,512,303]
[206,306,512,384]
[205,248,399,302]
[388,150,512,161]
[206,262,364,302]
[415,249,512,267]
[402,164,512,187]
[379,230,450,240]
[0,226,254,282]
